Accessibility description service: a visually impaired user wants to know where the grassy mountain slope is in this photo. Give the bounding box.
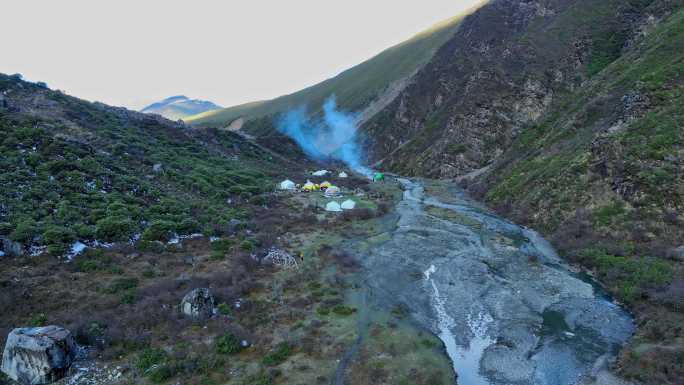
[359,0,683,383]
[186,11,479,128]
[141,95,222,121]
[0,73,302,256]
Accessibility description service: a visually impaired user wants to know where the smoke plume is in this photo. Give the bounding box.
[276,96,372,176]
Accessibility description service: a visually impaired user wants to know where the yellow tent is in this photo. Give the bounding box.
[320,181,332,190]
[302,180,315,192]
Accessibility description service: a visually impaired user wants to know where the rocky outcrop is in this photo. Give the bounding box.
[0,236,23,257]
[180,288,215,319]
[1,326,77,385]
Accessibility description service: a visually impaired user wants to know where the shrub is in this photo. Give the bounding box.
[136,348,168,371]
[215,332,241,354]
[29,313,48,327]
[240,240,255,252]
[217,303,231,316]
[43,225,75,246]
[0,222,13,235]
[77,259,100,272]
[316,307,330,316]
[262,342,293,366]
[120,289,137,304]
[95,216,135,242]
[148,365,175,383]
[10,219,37,243]
[47,243,67,256]
[73,223,96,239]
[141,220,176,242]
[593,201,626,226]
[176,218,200,234]
[104,277,139,294]
[331,305,356,316]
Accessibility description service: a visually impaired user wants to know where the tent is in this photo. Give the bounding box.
[302,180,315,192]
[338,171,348,178]
[324,185,341,197]
[279,179,296,190]
[341,199,356,210]
[325,201,342,212]
[320,181,332,190]
[312,170,329,176]
[373,172,385,182]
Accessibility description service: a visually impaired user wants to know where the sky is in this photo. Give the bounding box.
[1,1,482,110]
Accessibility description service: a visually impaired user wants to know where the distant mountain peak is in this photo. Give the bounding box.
[141,96,221,120]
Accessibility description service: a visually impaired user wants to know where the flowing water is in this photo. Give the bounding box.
[357,178,634,385]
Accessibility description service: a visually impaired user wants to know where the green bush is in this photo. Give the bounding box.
[592,201,626,226]
[240,240,255,252]
[47,243,67,256]
[316,307,330,316]
[262,342,293,366]
[136,348,168,371]
[217,303,231,315]
[73,223,96,239]
[141,220,176,242]
[215,332,242,354]
[29,313,48,327]
[0,222,13,235]
[76,259,100,272]
[43,225,75,246]
[120,289,137,304]
[10,219,37,243]
[580,248,673,302]
[95,216,135,242]
[331,305,357,316]
[104,277,138,294]
[176,218,200,234]
[148,365,175,383]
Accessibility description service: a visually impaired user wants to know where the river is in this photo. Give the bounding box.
[353,178,634,385]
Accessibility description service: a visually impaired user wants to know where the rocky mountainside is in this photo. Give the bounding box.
[360,0,684,383]
[141,95,222,120]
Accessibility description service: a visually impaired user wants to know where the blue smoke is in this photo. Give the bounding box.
[276,96,372,177]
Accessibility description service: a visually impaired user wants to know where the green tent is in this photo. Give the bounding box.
[373,172,385,182]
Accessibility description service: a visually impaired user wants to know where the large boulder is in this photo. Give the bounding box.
[181,288,215,319]
[1,326,77,385]
[0,237,23,257]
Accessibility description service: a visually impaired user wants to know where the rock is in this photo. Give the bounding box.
[152,163,163,173]
[1,326,77,385]
[180,288,215,319]
[0,236,23,257]
[227,219,243,234]
[670,245,684,261]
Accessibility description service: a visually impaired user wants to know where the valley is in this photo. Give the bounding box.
[2,0,683,384]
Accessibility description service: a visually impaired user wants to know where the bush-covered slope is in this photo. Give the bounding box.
[0,74,302,257]
[186,11,478,129]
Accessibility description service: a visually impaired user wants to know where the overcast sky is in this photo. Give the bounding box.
[1,1,482,110]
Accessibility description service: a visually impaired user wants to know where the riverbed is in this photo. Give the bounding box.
[357,178,634,385]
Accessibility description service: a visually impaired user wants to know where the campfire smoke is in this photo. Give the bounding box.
[276,96,372,177]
